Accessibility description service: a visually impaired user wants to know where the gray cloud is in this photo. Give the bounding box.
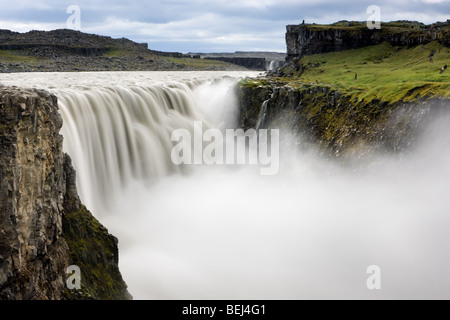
[0,0,448,52]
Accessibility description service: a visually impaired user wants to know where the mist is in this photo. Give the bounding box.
[102,80,450,300]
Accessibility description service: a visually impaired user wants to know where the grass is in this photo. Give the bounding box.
[302,21,431,32]
[103,49,129,58]
[306,24,366,31]
[0,47,234,71]
[103,50,236,69]
[280,41,450,103]
[0,50,38,63]
[164,56,234,68]
[240,78,272,88]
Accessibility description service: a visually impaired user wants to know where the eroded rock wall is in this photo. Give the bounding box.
[0,87,130,300]
[286,22,450,60]
[238,83,448,157]
[0,88,68,299]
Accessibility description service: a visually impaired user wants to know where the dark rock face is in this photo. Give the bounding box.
[62,155,81,214]
[63,205,132,300]
[205,57,267,70]
[0,88,68,299]
[286,21,450,60]
[0,87,130,300]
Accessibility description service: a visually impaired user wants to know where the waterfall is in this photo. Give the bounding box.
[256,99,269,130]
[266,60,284,72]
[58,84,206,210]
[0,70,257,213]
[2,72,450,300]
[51,72,251,214]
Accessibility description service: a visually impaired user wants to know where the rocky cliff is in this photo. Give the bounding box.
[205,57,267,70]
[286,20,450,60]
[238,83,447,157]
[240,20,450,157]
[0,87,130,300]
[189,51,286,71]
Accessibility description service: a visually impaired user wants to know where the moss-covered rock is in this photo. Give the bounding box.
[238,81,272,130]
[239,80,447,158]
[63,205,132,300]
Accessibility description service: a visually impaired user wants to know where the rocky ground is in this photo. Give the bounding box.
[0,29,249,73]
[0,54,247,73]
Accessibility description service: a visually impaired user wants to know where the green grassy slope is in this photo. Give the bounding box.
[276,41,450,103]
[0,50,39,63]
[240,41,450,155]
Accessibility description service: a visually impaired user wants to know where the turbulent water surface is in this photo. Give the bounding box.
[2,71,450,299]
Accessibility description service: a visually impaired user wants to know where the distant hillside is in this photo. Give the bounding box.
[188,51,286,71]
[0,29,247,72]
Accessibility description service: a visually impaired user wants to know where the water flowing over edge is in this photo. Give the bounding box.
[2,72,450,300]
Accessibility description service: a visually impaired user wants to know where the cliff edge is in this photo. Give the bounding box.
[286,20,450,60]
[0,87,131,300]
[240,21,450,157]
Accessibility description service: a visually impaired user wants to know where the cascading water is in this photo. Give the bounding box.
[256,99,270,131]
[2,71,450,300]
[57,83,211,211]
[266,60,284,72]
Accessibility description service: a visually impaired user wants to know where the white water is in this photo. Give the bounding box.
[2,72,450,300]
[266,60,284,72]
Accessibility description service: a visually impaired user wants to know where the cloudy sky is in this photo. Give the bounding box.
[0,0,448,53]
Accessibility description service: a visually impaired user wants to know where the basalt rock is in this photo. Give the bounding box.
[238,83,449,158]
[286,20,450,60]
